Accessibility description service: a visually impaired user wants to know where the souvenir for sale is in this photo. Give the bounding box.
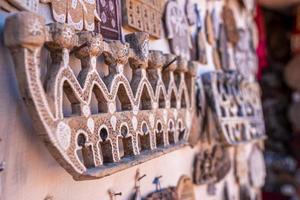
[122,0,163,38]
[42,0,100,31]
[4,12,197,180]
[195,4,208,64]
[164,0,192,59]
[96,0,122,40]
[249,145,266,188]
[1,0,38,12]
[222,4,239,46]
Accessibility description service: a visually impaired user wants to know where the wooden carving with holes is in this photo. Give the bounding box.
[202,71,266,145]
[4,12,199,180]
[122,0,163,39]
[41,0,100,31]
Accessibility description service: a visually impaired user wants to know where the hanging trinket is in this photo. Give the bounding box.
[176,176,196,200]
[222,3,239,46]
[195,4,208,64]
[164,0,192,60]
[122,0,163,38]
[95,0,121,40]
[41,0,101,31]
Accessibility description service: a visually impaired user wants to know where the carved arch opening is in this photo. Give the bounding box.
[139,85,152,110]
[98,127,114,164]
[116,83,132,111]
[76,133,95,168]
[62,81,81,117]
[117,124,134,159]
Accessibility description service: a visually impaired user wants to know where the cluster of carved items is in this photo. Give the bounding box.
[202,71,266,145]
[4,12,197,180]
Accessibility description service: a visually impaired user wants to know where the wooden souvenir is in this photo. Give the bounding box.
[185,0,196,25]
[234,28,258,77]
[164,0,192,60]
[95,0,122,40]
[205,10,215,46]
[176,176,196,200]
[195,5,208,64]
[1,0,38,12]
[193,145,231,185]
[202,71,266,145]
[211,8,220,41]
[222,4,239,46]
[145,188,178,200]
[122,0,163,39]
[249,145,266,188]
[213,48,221,70]
[218,24,230,70]
[234,146,249,185]
[42,0,100,31]
[4,12,198,180]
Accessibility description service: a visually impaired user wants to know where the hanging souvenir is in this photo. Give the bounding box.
[234,28,258,78]
[1,0,38,12]
[193,143,231,185]
[185,0,196,25]
[122,0,163,38]
[222,3,239,46]
[96,0,122,40]
[234,146,249,185]
[248,145,266,188]
[202,71,266,145]
[42,0,100,31]
[195,4,208,64]
[205,10,215,46]
[176,176,196,200]
[218,24,230,70]
[164,0,192,60]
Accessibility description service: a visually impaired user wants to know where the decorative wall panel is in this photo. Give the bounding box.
[4,12,198,180]
[96,0,122,40]
[122,0,163,39]
[193,144,231,185]
[164,0,192,60]
[42,0,100,31]
[0,0,38,12]
[202,71,266,145]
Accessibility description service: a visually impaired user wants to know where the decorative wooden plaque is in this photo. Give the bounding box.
[234,146,249,185]
[222,4,239,46]
[164,0,192,60]
[234,29,258,78]
[122,0,163,39]
[96,0,122,40]
[145,188,178,200]
[42,0,100,31]
[193,145,231,185]
[202,71,266,145]
[176,176,196,200]
[4,12,198,180]
[1,0,39,12]
[249,145,266,188]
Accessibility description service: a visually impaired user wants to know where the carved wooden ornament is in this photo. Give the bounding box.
[4,12,197,180]
[205,10,215,46]
[218,24,230,70]
[1,0,39,12]
[234,29,258,78]
[42,0,100,31]
[249,145,266,188]
[185,0,196,25]
[176,176,196,200]
[164,0,192,60]
[202,71,266,145]
[122,0,163,39]
[193,145,231,185]
[96,0,121,40]
[234,146,249,185]
[222,5,239,46]
[195,5,207,64]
